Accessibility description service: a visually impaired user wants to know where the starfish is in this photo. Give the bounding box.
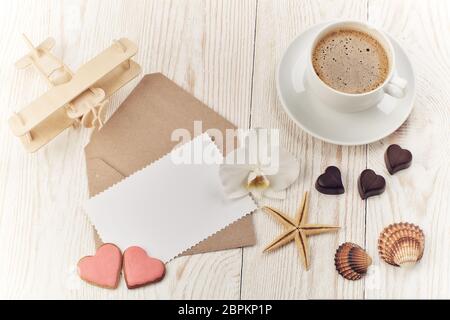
[263,191,339,270]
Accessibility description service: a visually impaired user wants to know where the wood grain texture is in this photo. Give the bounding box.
[0,0,256,299]
[241,0,368,300]
[365,0,450,299]
[0,0,449,299]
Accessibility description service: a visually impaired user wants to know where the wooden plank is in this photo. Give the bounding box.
[9,38,138,136]
[0,0,257,299]
[241,0,369,299]
[1,0,449,300]
[365,0,450,299]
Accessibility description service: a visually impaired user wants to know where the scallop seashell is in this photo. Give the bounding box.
[334,242,372,280]
[378,222,425,268]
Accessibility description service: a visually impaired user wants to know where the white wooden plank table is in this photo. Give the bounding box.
[0,0,448,299]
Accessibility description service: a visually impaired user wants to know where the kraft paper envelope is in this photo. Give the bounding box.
[85,133,257,262]
[84,73,256,255]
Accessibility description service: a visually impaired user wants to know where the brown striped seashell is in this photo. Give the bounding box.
[378,222,425,268]
[334,242,372,280]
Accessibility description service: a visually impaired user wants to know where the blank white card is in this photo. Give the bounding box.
[85,133,257,262]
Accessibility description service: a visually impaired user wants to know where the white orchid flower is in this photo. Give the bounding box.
[219,129,299,200]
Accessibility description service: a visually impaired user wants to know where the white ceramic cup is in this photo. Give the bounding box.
[305,21,407,113]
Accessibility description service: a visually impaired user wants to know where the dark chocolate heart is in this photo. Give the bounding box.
[384,144,412,175]
[315,166,345,195]
[358,169,386,199]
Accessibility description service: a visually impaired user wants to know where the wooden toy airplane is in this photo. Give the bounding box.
[9,34,141,152]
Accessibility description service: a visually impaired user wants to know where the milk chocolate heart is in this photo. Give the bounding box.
[385,144,412,175]
[123,246,165,289]
[358,169,386,199]
[77,243,122,289]
[315,166,345,195]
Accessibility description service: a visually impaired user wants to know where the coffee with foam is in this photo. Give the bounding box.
[312,29,389,94]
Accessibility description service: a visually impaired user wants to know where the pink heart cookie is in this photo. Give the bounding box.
[77,243,122,289]
[123,246,165,289]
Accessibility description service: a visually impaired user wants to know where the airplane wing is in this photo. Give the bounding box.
[14,37,56,69]
[38,37,55,52]
[9,38,139,137]
[15,56,32,69]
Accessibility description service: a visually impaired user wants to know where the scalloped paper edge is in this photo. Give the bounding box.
[88,133,213,200]
[85,133,257,263]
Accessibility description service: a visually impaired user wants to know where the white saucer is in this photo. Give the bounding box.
[276,23,415,145]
